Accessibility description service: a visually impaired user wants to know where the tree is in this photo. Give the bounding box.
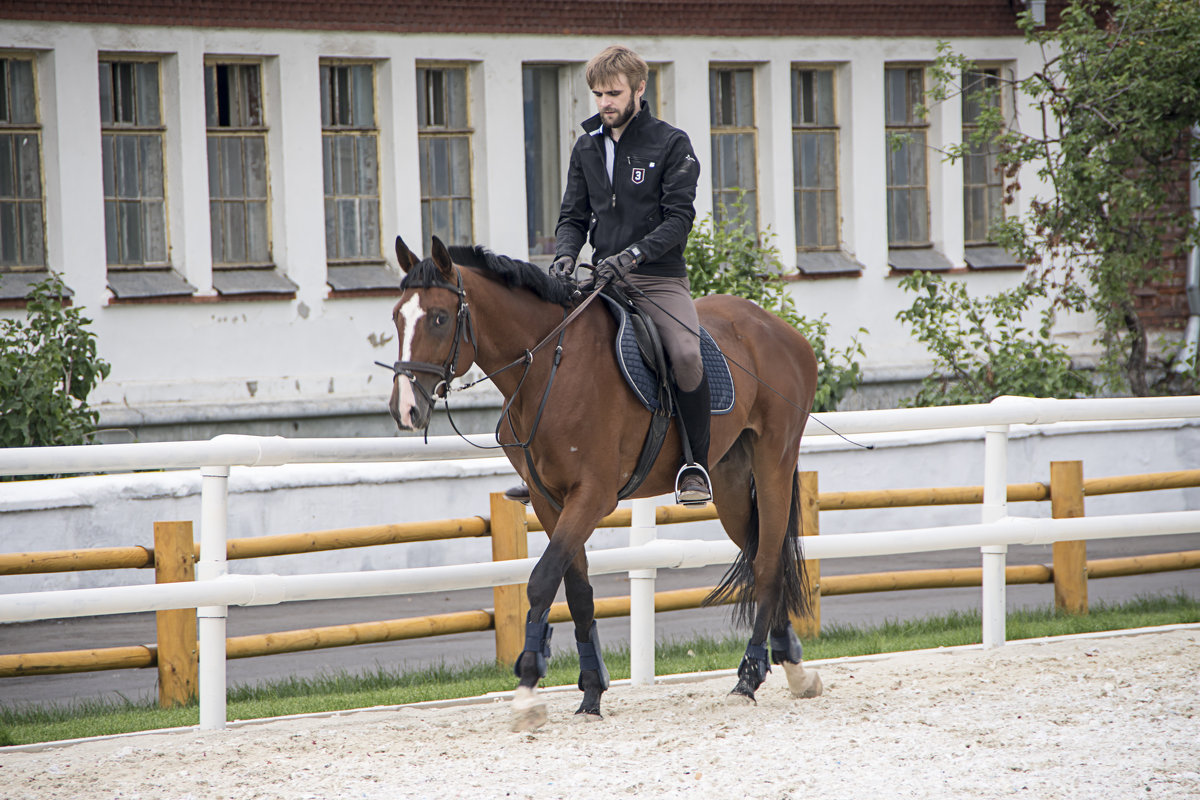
[928,0,1200,395]
[0,273,111,452]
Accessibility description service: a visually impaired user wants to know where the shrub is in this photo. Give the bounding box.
[685,204,866,412]
[895,270,1092,406]
[0,273,111,451]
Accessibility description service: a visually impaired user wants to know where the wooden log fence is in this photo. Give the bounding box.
[2,463,1198,706]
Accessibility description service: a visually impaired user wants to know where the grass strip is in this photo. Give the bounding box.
[1,591,1196,747]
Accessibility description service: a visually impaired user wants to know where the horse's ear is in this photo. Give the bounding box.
[395,235,419,274]
[430,236,455,281]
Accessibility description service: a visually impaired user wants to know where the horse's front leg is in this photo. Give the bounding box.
[563,550,609,719]
[511,494,610,731]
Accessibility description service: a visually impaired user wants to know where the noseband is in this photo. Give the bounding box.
[375,269,475,409]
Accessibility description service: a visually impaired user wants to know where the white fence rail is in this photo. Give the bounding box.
[1,395,1199,731]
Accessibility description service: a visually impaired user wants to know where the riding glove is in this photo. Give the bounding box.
[549,255,576,280]
[595,246,643,283]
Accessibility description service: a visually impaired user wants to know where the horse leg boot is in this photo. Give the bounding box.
[511,609,553,731]
[771,625,823,699]
[727,641,770,705]
[574,620,610,720]
[674,374,712,506]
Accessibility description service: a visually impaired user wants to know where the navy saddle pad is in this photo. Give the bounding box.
[599,294,735,415]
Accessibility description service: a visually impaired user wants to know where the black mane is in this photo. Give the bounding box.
[401,245,575,308]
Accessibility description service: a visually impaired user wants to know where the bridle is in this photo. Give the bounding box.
[375,268,475,412]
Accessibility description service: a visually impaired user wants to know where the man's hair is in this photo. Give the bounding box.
[585,45,648,92]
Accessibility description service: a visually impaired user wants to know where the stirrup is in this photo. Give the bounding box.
[675,463,712,507]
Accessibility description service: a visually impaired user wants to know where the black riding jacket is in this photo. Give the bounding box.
[555,101,700,278]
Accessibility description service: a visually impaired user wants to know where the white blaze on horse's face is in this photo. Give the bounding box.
[390,293,428,430]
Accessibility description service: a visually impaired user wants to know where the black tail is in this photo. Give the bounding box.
[704,470,811,629]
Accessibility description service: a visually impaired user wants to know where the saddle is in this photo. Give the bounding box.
[599,286,735,416]
[596,284,735,502]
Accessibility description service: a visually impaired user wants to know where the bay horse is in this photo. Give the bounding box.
[386,234,823,731]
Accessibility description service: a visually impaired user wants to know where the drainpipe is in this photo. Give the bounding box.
[1178,125,1200,374]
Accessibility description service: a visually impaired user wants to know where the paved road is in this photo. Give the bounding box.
[1,534,1196,710]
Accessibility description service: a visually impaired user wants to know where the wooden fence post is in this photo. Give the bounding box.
[154,520,198,707]
[490,493,530,667]
[1050,460,1088,615]
[794,471,821,639]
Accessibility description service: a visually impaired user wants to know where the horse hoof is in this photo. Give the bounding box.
[510,686,548,732]
[573,709,604,723]
[726,688,757,706]
[782,662,824,699]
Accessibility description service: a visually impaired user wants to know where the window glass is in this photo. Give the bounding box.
[321,61,381,261]
[205,62,271,266]
[792,67,839,251]
[884,66,929,247]
[962,67,1005,244]
[99,57,168,268]
[709,66,757,233]
[417,65,473,247]
[0,55,46,269]
[522,64,561,258]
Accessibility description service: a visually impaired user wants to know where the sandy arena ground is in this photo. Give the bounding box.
[2,627,1197,800]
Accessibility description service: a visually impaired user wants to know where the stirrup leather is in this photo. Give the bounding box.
[674,463,712,506]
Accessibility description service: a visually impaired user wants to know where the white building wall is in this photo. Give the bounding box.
[0,21,1086,434]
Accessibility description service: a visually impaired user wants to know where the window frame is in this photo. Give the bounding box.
[791,65,840,253]
[204,58,273,269]
[98,54,171,270]
[0,51,47,273]
[884,64,931,250]
[320,58,382,264]
[961,64,1006,246]
[416,62,475,248]
[522,62,564,261]
[709,64,759,234]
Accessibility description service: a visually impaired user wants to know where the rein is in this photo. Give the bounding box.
[376,272,612,502]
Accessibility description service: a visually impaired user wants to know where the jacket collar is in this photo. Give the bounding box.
[581,99,652,139]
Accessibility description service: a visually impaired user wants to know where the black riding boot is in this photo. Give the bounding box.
[674,374,712,505]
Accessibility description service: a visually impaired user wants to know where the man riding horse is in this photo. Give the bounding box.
[507,44,712,507]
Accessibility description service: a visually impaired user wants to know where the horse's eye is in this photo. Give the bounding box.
[430,311,449,327]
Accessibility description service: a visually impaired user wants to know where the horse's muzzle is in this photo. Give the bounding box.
[388,376,433,431]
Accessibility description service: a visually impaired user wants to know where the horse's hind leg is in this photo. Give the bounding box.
[770,621,823,698]
[564,551,609,719]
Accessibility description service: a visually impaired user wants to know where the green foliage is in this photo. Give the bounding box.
[684,203,867,412]
[896,270,1093,406]
[0,273,111,451]
[927,0,1200,395]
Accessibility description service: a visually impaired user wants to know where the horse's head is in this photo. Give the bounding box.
[386,234,476,431]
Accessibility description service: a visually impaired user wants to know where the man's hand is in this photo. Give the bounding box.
[595,247,642,283]
[549,255,576,280]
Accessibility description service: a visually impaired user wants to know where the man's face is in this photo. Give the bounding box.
[592,74,645,131]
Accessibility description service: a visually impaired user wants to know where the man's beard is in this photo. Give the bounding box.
[606,96,637,129]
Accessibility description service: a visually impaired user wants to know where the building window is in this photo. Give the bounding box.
[321,61,380,262]
[99,59,168,268]
[962,67,1005,244]
[205,62,269,266]
[522,65,560,260]
[884,66,929,248]
[643,65,661,118]
[792,67,839,251]
[709,66,757,233]
[417,65,473,247]
[0,54,45,272]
